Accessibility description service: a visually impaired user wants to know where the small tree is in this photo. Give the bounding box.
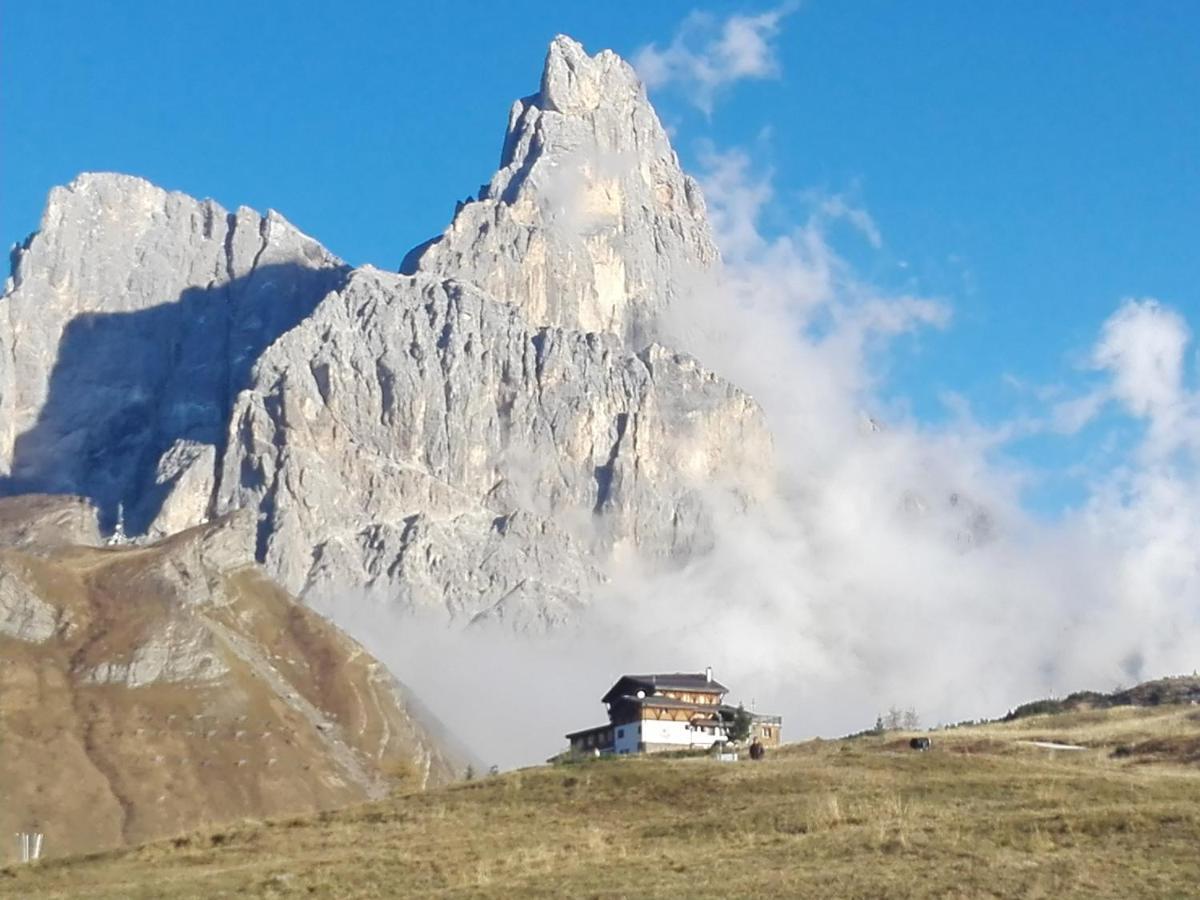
[464,764,475,781]
[881,706,921,731]
[727,703,753,743]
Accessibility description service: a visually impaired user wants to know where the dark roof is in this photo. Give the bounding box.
[565,723,615,740]
[622,696,720,712]
[602,673,728,704]
[718,704,782,723]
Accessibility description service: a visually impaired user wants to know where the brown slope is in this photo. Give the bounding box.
[0,497,467,861]
[8,704,1200,899]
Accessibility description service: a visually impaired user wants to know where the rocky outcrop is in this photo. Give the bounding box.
[214,269,767,624]
[0,36,769,629]
[0,173,346,534]
[0,514,468,858]
[0,565,61,642]
[402,36,717,348]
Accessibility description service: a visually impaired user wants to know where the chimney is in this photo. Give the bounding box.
[705,666,713,683]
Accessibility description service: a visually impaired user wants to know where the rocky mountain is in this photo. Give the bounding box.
[0,36,770,628]
[402,35,718,348]
[0,173,346,536]
[0,495,465,858]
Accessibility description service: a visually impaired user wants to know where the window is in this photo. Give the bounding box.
[617,728,624,738]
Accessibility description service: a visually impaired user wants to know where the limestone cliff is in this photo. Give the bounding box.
[0,173,346,534]
[0,36,771,628]
[402,36,718,348]
[215,269,766,625]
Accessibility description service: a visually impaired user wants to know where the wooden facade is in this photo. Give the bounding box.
[752,717,783,748]
[639,704,715,722]
[655,690,720,705]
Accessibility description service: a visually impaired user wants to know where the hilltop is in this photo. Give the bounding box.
[1003,675,1200,721]
[0,497,467,859]
[6,697,1200,897]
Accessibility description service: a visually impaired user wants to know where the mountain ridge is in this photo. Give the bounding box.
[0,35,769,629]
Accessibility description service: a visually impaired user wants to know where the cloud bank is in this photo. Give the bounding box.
[319,10,1200,770]
[334,146,1199,770]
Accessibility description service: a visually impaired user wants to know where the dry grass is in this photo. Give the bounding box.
[5,705,1200,898]
[0,532,462,861]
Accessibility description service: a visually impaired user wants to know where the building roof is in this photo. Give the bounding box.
[623,696,718,711]
[565,723,614,740]
[601,673,728,704]
[717,704,782,724]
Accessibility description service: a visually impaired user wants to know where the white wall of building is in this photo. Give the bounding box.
[611,718,727,754]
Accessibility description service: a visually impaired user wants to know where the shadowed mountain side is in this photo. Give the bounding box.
[1,263,348,534]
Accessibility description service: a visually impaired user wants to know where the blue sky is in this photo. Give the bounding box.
[4,1,1198,515]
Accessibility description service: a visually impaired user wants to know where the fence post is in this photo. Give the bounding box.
[14,832,43,863]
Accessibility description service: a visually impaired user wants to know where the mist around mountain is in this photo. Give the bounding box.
[2,33,1198,777]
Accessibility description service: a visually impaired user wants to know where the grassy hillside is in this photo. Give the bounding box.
[5,702,1200,898]
[0,507,466,860]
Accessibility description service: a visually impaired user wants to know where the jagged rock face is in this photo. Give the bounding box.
[0,509,467,858]
[215,269,767,625]
[402,36,717,348]
[0,173,346,533]
[0,37,771,629]
[0,565,61,642]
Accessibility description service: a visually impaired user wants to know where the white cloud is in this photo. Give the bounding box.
[633,5,796,114]
[1091,299,1199,461]
[316,22,1200,767]
[813,194,883,249]
[622,143,1200,757]
[1094,299,1189,418]
[321,147,1200,767]
[1050,389,1107,435]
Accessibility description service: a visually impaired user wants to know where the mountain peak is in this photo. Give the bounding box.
[401,35,716,347]
[538,34,641,115]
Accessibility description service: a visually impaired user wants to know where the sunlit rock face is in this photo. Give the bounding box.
[216,269,768,626]
[0,36,772,629]
[401,35,718,349]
